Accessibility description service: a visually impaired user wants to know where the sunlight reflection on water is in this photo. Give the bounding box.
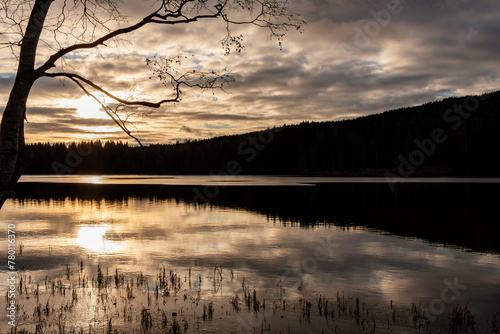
[2,177,500,327]
[83,175,103,184]
[1,192,499,317]
[19,174,500,186]
[74,224,120,253]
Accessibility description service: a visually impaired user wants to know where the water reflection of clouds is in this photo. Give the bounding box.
[3,195,500,316]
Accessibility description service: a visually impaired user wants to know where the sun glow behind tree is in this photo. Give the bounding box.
[0,0,305,206]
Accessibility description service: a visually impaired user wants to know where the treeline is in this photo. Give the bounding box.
[24,91,500,176]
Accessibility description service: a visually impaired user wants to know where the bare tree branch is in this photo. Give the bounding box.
[0,0,127,56]
[41,59,235,146]
[35,3,226,74]
[42,60,235,108]
[34,0,304,74]
[61,73,148,148]
[0,0,304,203]
[42,72,181,108]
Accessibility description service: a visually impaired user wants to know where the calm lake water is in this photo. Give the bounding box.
[1,175,500,331]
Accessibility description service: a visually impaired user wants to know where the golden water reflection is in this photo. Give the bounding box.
[74,224,120,254]
[83,176,103,184]
[1,193,500,319]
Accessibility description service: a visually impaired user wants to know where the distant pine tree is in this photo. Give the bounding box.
[24,91,500,177]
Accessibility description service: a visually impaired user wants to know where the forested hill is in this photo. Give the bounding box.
[25,91,500,176]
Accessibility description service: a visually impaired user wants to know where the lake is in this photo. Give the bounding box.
[1,175,499,333]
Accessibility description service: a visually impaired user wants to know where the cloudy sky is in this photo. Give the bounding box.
[1,0,500,144]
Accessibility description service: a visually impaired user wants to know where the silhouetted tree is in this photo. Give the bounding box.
[0,0,304,207]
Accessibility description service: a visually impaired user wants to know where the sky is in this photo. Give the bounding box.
[1,0,500,144]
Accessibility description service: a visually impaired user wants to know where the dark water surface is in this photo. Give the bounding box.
[1,176,500,330]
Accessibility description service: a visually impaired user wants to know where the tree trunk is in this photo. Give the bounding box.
[0,0,53,208]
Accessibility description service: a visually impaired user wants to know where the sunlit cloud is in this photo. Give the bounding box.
[1,0,500,144]
[57,96,108,120]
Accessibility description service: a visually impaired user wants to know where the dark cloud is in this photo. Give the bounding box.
[175,111,265,121]
[70,118,115,126]
[30,77,84,100]
[24,117,116,141]
[180,125,193,133]
[25,122,91,134]
[27,107,78,116]
[0,74,15,91]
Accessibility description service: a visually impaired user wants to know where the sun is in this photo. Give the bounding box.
[73,95,109,119]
